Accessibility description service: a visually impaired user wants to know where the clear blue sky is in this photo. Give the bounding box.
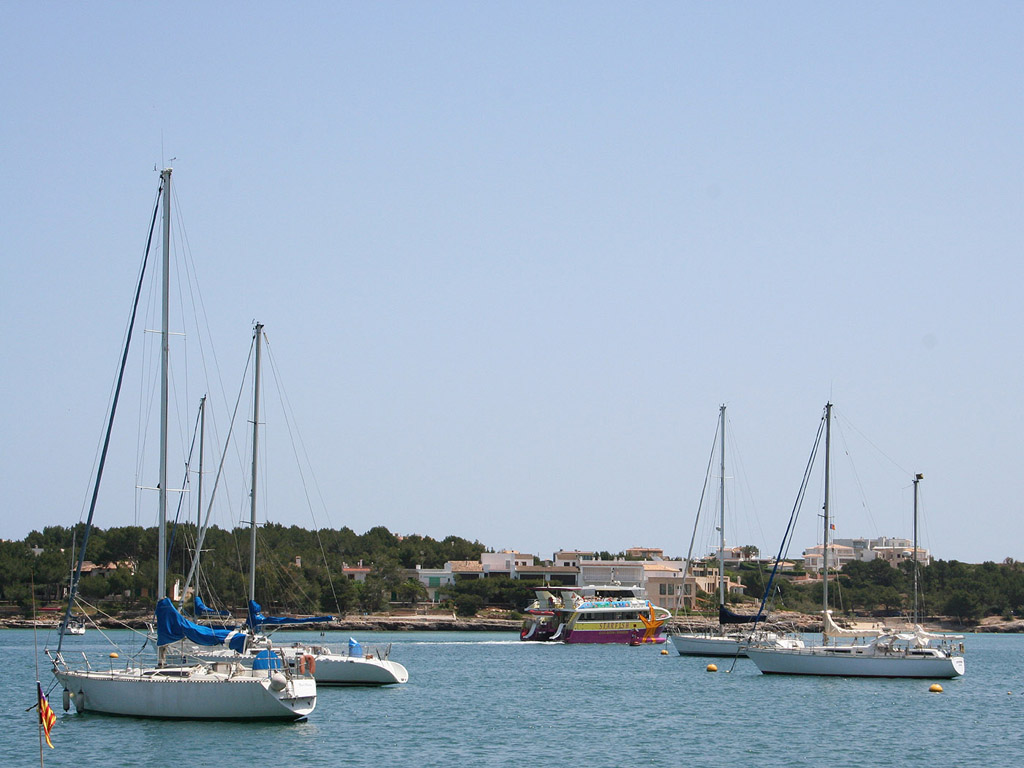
[2,2,1021,565]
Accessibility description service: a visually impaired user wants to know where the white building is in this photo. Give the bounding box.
[830,536,931,568]
[480,551,535,571]
[803,544,858,572]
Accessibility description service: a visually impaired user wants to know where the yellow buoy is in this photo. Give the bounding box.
[929,683,943,693]
[109,652,119,659]
[661,649,669,655]
[707,663,718,672]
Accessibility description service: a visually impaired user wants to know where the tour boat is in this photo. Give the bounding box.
[520,585,670,644]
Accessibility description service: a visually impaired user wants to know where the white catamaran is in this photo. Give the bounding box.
[48,169,318,719]
[745,403,965,678]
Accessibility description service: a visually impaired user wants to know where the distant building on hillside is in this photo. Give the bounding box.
[625,546,664,560]
[553,550,596,567]
[803,544,857,572]
[578,559,645,587]
[480,550,534,571]
[829,536,931,568]
[341,561,371,582]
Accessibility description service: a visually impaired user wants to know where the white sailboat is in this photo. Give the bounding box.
[48,168,318,719]
[671,405,803,657]
[185,323,408,686]
[745,403,965,678]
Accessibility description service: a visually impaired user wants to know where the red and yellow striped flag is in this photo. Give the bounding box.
[37,682,55,749]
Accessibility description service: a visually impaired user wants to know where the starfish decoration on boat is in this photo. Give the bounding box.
[637,606,665,643]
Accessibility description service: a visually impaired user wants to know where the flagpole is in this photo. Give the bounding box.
[31,574,44,766]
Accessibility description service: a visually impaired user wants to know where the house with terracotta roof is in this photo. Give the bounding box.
[341,561,372,582]
[625,546,665,560]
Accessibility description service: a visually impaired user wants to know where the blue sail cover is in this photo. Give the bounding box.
[193,595,230,617]
[719,604,764,625]
[246,600,333,632]
[157,598,246,652]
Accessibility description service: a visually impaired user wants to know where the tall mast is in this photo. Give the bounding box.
[157,167,171,602]
[822,402,832,636]
[248,322,264,604]
[194,395,206,606]
[718,404,727,608]
[913,473,923,625]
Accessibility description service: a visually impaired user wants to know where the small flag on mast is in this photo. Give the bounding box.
[37,682,55,749]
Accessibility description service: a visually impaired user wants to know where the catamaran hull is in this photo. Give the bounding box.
[563,626,667,644]
[53,668,317,720]
[670,634,746,657]
[744,647,965,678]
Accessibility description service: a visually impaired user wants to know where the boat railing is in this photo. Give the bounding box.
[353,642,393,661]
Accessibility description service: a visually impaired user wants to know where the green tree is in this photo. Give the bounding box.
[943,590,982,623]
[396,579,429,607]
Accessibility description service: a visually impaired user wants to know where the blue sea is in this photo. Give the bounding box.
[2,629,1022,767]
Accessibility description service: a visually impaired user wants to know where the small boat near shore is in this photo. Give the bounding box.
[521,585,670,644]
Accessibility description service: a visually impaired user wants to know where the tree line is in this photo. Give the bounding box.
[0,523,484,617]
[2,524,1020,623]
[730,556,1023,624]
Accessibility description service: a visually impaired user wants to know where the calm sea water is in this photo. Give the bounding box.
[2,629,1022,767]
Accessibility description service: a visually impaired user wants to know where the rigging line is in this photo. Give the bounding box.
[834,406,912,477]
[167,183,237,533]
[253,526,320,613]
[58,178,163,656]
[77,183,167,531]
[725,418,768,555]
[177,202,232,504]
[753,407,826,624]
[179,335,256,610]
[679,412,721,613]
[177,214,243,524]
[166,400,203,565]
[832,416,880,539]
[72,595,153,645]
[262,335,343,614]
[134,261,162,527]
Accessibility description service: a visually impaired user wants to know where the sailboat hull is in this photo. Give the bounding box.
[745,646,965,678]
[670,634,747,657]
[189,641,410,686]
[53,666,317,720]
[311,655,409,685]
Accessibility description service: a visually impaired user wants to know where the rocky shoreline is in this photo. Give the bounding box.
[0,614,522,632]
[1,611,1016,633]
